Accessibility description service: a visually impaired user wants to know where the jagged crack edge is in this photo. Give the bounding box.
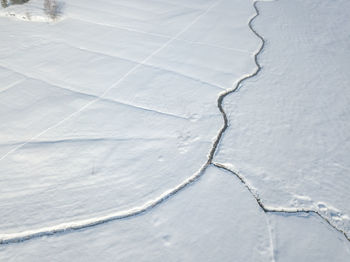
[209,0,350,243]
[206,1,264,162]
[212,163,350,242]
[0,0,276,246]
[0,0,222,245]
[0,162,209,245]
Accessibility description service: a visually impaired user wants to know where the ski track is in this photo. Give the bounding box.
[1,0,349,246]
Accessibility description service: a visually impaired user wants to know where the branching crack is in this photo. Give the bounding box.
[209,1,350,244]
[2,0,348,247]
[209,0,350,244]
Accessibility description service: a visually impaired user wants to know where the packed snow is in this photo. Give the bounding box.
[0,0,349,261]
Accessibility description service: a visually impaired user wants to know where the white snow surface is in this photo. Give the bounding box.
[214,0,350,237]
[1,0,350,260]
[0,0,256,234]
[0,167,274,261]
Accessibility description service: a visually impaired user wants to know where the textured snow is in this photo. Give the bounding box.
[0,167,273,261]
[1,0,350,260]
[268,213,350,262]
[215,0,350,236]
[0,0,255,234]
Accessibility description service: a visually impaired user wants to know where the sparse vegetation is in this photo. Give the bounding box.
[11,0,30,4]
[1,0,7,8]
[1,0,63,22]
[43,0,61,20]
[1,0,30,8]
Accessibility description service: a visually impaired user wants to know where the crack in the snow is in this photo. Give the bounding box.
[0,0,221,245]
[213,162,350,242]
[0,0,272,246]
[0,161,208,245]
[2,0,348,248]
[210,0,350,244]
[206,1,266,164]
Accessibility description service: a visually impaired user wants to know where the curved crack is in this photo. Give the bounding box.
[206,0,265,162]
[0,162,209,245]
[0,0,222,245]
[210,0,350,244]
[3,0,346,247]
[0,0,262,245]
[213,162,350,242]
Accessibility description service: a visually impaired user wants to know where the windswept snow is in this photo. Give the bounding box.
[0,0,257,236]
[268,213,350,262]
[1,0,350,260]
[0,167,274,262]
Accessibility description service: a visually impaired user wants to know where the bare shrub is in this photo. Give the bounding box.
[11,0,30,4]
[44,0,61,20]
[1,0,8,8]
[2,0,31,8]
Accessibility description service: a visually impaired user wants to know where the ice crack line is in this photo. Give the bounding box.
[206,0,265,163]
[3,0,346,247]
[0,0,220,244]
[210,0,350,244]
[0,0,222,245]
[0,0,264,246]
[213,162,350,242]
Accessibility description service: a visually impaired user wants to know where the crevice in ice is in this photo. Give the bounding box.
[212,162,350,242]
[210,0,350,244]
[0,161,209,245]
[205,1,266,164]
[0,0,222,245]
[0,0,270,246]
[5,0,344,248]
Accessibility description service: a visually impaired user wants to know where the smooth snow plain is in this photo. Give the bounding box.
[0,0,350,261]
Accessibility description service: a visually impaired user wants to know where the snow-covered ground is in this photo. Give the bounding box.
[0,0,349,261]
[215,0,350,237]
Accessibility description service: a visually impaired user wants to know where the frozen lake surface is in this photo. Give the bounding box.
[0,0,349,261]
